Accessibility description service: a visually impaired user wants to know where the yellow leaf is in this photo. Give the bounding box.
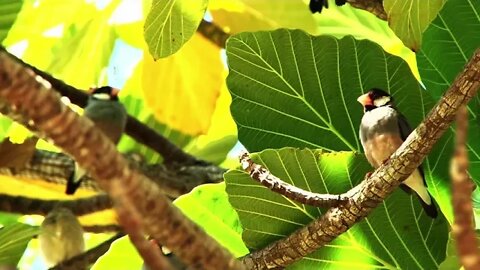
[142,33,223,136]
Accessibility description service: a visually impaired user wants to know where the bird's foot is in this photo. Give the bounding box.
[365,172,373,179]
[382,157,391,165]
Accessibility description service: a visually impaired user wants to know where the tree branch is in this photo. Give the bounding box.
[0,46,204,166]
[0,149,224,198]
[0,193,111,216]
[451,105,480,269]
[242,48,480,269]
[240,152,349,207]
[198,19,230,48]
[0,50,244,270]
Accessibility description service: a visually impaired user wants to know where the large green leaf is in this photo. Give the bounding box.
[383,0,446,51]
[144,0,208,59]
[0,223,39,265]
[225,148,449,269]
[174,183,249,256]
[226,30,453,219]
[416,0,480,183]
[0,0,23,43]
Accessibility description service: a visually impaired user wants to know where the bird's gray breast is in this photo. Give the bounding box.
[359,106,400,143]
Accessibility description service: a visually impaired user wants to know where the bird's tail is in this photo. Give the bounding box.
[66,163,86,195]
[418,195,438,218]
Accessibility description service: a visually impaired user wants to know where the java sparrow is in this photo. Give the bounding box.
[65,86,127,195]
[357,88,437,218]
[39,207,85,267]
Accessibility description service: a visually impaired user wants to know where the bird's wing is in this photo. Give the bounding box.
[397,112,427,185]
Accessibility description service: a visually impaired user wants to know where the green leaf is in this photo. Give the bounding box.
[0,223,39,265]
[0,0,23,43]
[226,30,453,220]
[383,0,446,51]
[416,0,480,185]
[144,0,208,59]
[174,183,249,256]
[0,212,20,227]
[91,236,143,270]
[225,148,449,269]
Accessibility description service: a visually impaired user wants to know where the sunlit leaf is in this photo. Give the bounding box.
[3,0,97,69]
[383,0,446,51]
[174,183,248,256]
[0,223,39,265]
[209,0,318,34]
[0,0,23,43]
[225,148,449,269]
[416,0,480,185]
[91,236,143,270]
[144,0,208,59]
[142,33,223,136]
[226,29,453,221]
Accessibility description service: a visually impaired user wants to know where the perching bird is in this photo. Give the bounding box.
[65,86,127,195]
[38,207,85,267]
[309,0,347,13]
[357,88,437,218]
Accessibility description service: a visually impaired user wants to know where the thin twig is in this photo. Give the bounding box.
[240,152,349,207]
[451,105,480,269]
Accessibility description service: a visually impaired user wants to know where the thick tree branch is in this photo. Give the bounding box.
[50,233,124,270]
[240,152,349,207]
[112,180,174,270]
[0,149,224,198]
[0,50,244,270]
[451,105,480,269]
[242,48,480,269]
[0,46,204,166]
[0,193,111,216]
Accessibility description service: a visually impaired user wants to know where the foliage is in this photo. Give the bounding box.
[0,0,478,269]
[0,223,39,266]
[225,148,448,269]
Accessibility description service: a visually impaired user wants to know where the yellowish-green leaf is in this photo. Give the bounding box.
[0,223,39,266]
[209,0,318,34]
[142,33,223,136]
[91,236,143,270]
[383,0,446,51]
[144,0,208,59]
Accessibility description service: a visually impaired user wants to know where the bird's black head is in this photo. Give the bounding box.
[357,88,394,112]
[89,86,119,101]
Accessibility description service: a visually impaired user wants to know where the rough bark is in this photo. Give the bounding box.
[0,50,245,270]
[240,152,349,207]
[242,48,480,269]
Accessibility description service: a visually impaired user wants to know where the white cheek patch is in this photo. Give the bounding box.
[373,96,391,107]
[92,93,111,100]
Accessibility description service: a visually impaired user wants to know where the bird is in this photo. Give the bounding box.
[309,0,347,13]
[357,88,438,218]
[65,86,127,195]
[38,207,85,267]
